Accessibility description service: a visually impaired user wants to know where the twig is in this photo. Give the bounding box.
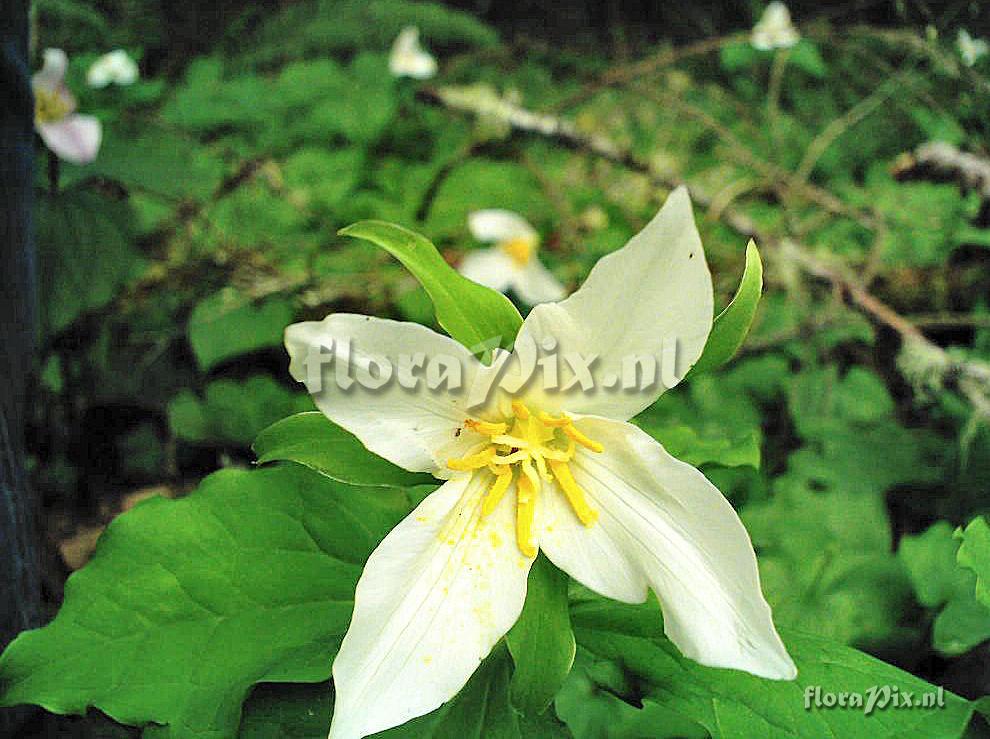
[422,86,990,416]
[893,141,990,222]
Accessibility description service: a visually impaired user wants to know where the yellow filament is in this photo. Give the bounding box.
[538,411,571,428]
[511,400,530,420]
[516,473,537,557]
[482,469,514,515]
[464,418,507,436]
[501,237,536,267]
[549,461,598,526]
[447,447,496,471]
[563,424,604,453]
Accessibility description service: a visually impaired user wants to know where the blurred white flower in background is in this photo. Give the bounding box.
[32,49,102,165]
[459,209,566,304]
[752,2,800,51]
[957,29,988,67]
[87,50,139,88]
[388,26,438,79]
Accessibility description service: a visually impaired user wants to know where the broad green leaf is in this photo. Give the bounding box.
[339,220,523,353]
[900,521,990,655]
[35,188,146,337]
[0,464,415,739]
[168,376,311,446]
[253,412,435,489]
[187,289,294,372]
[690,240,763,375]
[789,40,828,78]
[957,517,990,609]
[571,596,974,738]
[635,423,760,469]
[505,556,576,716]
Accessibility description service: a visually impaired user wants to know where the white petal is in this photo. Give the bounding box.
[389,27,438,79]
[457,247,518,294]
[512,186,713,421]
[330,474,533,738]
[539,416,796,680]
[87,50,139,88]
[285,314,491,476]
[37,115,102,164]
[511,259,566,304]
[33,48,68,90]
[752,2,799,49]
[468,209,538,244]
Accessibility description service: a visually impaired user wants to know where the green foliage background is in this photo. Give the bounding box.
[8,0,990,736]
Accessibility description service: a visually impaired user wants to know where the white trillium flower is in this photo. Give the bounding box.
[87,49,139,88]
[32,48,102,165]
[388,26,438,79]
[285,188,796,739]
[752,2,800,51]
[459,209,567,304]
[958,29,989,67]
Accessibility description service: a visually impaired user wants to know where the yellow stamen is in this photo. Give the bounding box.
[464,418,507,436]
[511,400,530,420]
[562,423,604,453]
[447,447,497,471]
[501,237,536,267]
[482,469,513,516]
[538,411,571,428]
[492,450,529,465]
[550,461,598,526]
[516,473,537,557]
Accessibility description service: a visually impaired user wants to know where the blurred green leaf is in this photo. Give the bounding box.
[506,556,575,716]
[253,412,435,489]
[340,220,523,353]
[35,188,146,338]
[691,240,764,375]
[168,376,311,446]
[957,517,990,609]
[187,290,294,372]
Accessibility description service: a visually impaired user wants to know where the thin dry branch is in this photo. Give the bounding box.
[893,141,990,210]
[421,86,990,416]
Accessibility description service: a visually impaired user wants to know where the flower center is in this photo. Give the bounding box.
[446,400,602,557]
[500,237,535,267]
[34,86,73,124]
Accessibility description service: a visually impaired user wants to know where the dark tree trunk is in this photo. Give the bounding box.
[0,0,40,732]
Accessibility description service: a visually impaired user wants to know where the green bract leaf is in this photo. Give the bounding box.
[187,289,294,372]
[0,464,414,738]
[690,240,763,375]
[505,556,576,716]
[339,220,523,353]
[253,412,435,489]
[570,596,975,738]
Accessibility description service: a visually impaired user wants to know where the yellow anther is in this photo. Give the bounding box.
[537,411,571,428]
[491,434,528,448]
[562,424,604,453]
[464,418,508,436]
[482,469,514,516]
[447,447,497,471]
[549,461,598,526]
[516,474,538,558]
[501,237,536,267]
[511,400,530,420]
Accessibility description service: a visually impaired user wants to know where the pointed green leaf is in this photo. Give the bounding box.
[339,220,523,354]
[505,556,576,716]
[253,412,435,489]
[570,596,974,738]
[0,464,418,739]
[690,240,763,375]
